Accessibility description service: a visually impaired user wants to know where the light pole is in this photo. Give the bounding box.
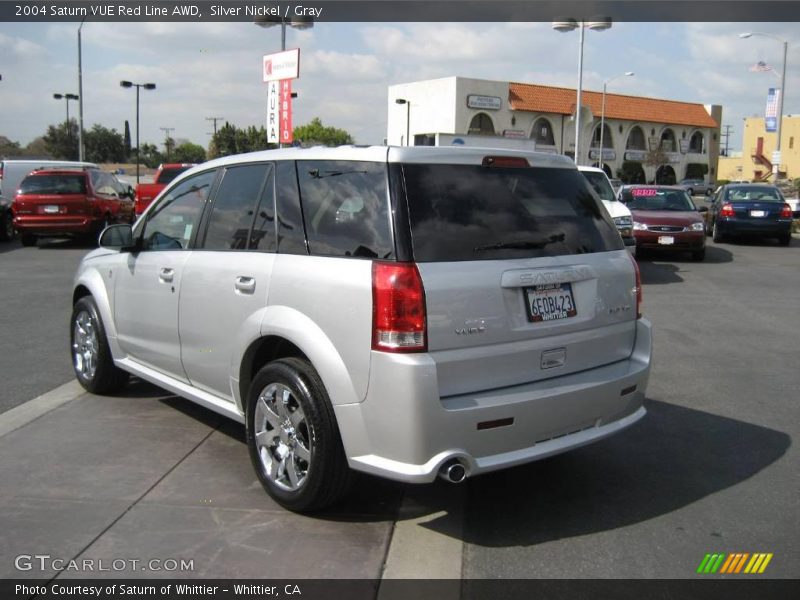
[254,14,314,52]
[206,116,225,138]
[53,93,79,159]
[77,17,86,162]
[395,98,411,146]
[120,80,156,184]
[599,71,634,173]
[740,32,788,179]
[553,18,612,165]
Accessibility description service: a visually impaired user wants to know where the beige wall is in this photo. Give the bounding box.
[717,116,800,181]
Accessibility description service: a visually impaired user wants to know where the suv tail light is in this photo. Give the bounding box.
[780,204,792,219]
[372,262,427,352]
[630,253,642,319]
[719,203,735,217]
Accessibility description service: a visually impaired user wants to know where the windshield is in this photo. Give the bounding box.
[621,188,695,211]
[581,171,616,202]
[401,164,622,262]
[19,173,87,195]
[725,186,784,203]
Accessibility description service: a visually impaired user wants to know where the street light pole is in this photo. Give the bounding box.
[120,80,157,185]
[395,99,410,146]
[77,17,86,162]
[553,18,612,165]
[599,72,634,173]
[53,93,79,159]
[740,32,789,179]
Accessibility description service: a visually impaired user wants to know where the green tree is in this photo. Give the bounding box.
[138,143,163,168]
[43,119,79,160]
[123,121,132,157]
[23,137,50,158]
[84,124,126,163]
[0,135,23,157]
[293,117,353,147]
[173,142,206,163]
[208,122,274,159]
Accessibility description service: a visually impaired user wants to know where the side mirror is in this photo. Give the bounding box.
[126,185,135,199]
[99,224,134,250]
[697,205,708,213]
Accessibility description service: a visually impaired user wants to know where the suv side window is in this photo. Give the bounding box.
[93,172,120,197]
[296,160,393,259]
[141,170,216,251]
[275,161,307,255]
[202,164,274,251]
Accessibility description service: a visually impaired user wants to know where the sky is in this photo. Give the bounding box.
[1,19,799,153]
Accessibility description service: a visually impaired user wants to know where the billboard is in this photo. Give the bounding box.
[263,48,300,82]
[266,80,279,143]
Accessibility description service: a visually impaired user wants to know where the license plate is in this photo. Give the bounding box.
[525,282,577,323]
[658,236,675,245]
[43,205,60,214]
[750,210,766,217]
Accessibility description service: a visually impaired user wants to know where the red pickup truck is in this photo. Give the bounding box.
[134,163,195,216]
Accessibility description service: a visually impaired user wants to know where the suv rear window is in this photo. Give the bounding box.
[156,167,192,185]
[19,173,87,195]
[401,164,622,262]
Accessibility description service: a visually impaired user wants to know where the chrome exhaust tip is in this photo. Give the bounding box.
[439,460,467,484]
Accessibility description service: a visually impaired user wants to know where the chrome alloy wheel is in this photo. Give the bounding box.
[253,383,311,491]
[72,310,99,381]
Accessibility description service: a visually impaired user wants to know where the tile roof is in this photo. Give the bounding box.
[509,82,719,129]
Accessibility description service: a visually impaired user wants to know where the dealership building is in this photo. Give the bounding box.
[388,76,722,184]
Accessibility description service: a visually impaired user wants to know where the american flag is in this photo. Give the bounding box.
[750,61,773,72]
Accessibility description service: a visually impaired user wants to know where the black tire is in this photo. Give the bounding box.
[0,211,15,242]
[70,296,129,394]
[691,247,706,262]
[712,220,725,243]
[778,233,791,246]
[20,233,37,247]
[246,357,352,512]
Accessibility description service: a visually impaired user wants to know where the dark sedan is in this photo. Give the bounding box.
[707,184,792,246]
[618,185,707,261]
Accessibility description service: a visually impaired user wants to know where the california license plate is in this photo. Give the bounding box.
[658,236,675,245]
[750,210,766,217]
[43,205,60,214]
[525,282,577,323]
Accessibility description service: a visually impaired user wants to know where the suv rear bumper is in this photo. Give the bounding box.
[336,318,652,483]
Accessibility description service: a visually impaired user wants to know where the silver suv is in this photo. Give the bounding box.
[71,146,652,511]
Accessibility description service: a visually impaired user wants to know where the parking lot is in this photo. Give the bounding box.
[0,227,798,589]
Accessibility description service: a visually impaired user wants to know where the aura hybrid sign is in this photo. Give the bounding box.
[263,48,299,144]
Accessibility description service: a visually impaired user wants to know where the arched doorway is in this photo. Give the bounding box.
[626,126,646,151]
[689,131,705,154]
[468,113,495,136]
[660,128,677,152]
[530,117,555,146]
[655,165,676,184]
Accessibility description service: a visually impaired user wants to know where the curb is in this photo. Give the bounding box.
[0,380,84,439]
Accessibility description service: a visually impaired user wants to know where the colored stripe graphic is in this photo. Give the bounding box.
[700,552,773,574]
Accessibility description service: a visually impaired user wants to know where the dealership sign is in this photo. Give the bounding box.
[263,48,300,82]
[266,80,279,143]
[467,95,502,110]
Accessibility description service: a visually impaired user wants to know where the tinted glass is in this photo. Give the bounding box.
[93,172,121,197]
[297,160,393,259]
[622,187,696,211]
[250,166,276,252]
[141,170,215,250]
[581,171,615,202]
[725,186,784,203]
[157,166,193,185]
[19,173,87,195]
[275,161,307,254]
[402,164,622,262]
[203,164,270,251]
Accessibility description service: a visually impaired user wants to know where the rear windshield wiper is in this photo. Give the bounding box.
[473,232,565,253]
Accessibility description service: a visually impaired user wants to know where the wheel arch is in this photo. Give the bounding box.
[72,269,121,358]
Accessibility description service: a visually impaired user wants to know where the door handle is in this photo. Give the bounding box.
[159,268,174,283]
[235,276,256,294]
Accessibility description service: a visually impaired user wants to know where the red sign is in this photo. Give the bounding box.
[280,79,293,144]
[631,188,658,196]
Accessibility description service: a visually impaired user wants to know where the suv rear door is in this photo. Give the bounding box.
[394,152,637,398]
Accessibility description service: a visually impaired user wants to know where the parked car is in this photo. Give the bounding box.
[677,178,715,197]
[72,146,652,511]
[0,159,98,204]
[578,166,636,253]
[0,195,15,242]
[134,163,196,216]
[13,168,135,246]
[618,185,708,261]
[706,183,793,246]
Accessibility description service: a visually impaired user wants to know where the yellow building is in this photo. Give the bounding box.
[718,116,800,181]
